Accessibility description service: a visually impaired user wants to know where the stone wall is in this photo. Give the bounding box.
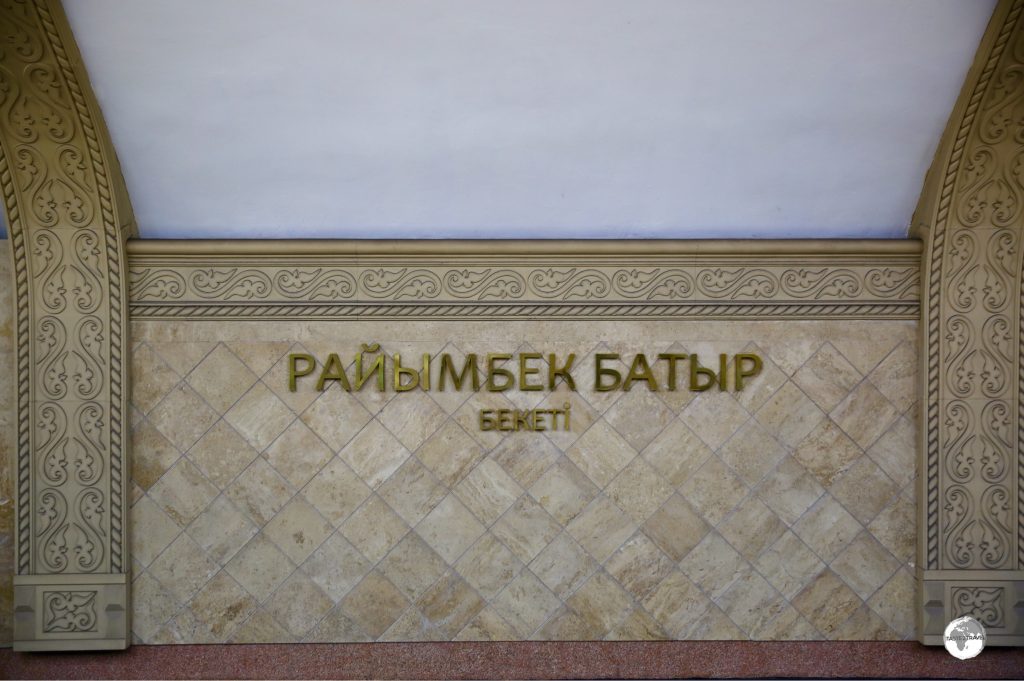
[124,315,917,644]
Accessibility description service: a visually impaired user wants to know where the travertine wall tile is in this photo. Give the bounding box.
[121,318,918,643]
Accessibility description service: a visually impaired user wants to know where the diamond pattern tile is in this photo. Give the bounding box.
[127,329,919,643]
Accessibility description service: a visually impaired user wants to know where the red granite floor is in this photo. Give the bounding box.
[2,641,1023,679]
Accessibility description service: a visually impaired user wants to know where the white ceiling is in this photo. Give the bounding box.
[53,0,995,239]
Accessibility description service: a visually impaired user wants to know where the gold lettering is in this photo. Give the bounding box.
[486,353,514,391]
[689,354,716,392]
[595,353,622,391]
[548,353,577,390]
[439,353,480,391]
[657,353,688,391]
[735,353,763,390]
[393,354,419,392]
[623,353,659,391]
[354,343,385,391]
[316,353,352,391]
[519,352,543,391]
[288,353,316,392]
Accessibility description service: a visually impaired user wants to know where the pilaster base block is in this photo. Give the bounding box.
[13,574,129,651]
[918,571,1024,646]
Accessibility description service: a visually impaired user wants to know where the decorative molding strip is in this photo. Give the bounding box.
[126,240,921,320]
[913,0,1024,647]
[0,0,134,650]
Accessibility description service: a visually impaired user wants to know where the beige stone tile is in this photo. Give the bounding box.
[831,328,905,376]
[263,497,333,565]
[830,382,899,449]
[734,344,788,414]
[718,419,788,487]
[416,495,486,565]
[150,342,216,378]
[224,534,296,603]
[454,605,519,641]
[752,531,825,600]
[866,415,915,489]
[528,457,599,525]
[679,532,749,601]
[641,570,711,637]
[224,457,293,526]
[340,495,410,564]
[867,567,914,639]
[831,604,900,641]
[754,381,825,449]
[149,533,220,604]
[530,532,598,599]
[379,391,447,452]
[416,419,485,488]
[416,571,486,639]
[225,341,292,378]
[680,390,750,450]
[565,572,634,636]
[187,420,258,489]
[792,343,862,413]
[455,533,523,601]
[188,571,259,641]
[567,496,638,564]
[259,571,332,640]
[535,606,605,640]
[565,420,636,489]
[605,456,674,524]
[489,433,562,489]
[186,344,258,414]
[491,570,562,638]
[679,457,748,526]
[686,604,747,640]
[300,386,373,452]
[831,532,901,601]
[603,388,675,452]
[263,420,333,489]
[868,496,915,565]
[131,572,181,642]
[229,608,296,643]
[379,532,448,602]
[301,457,371,527]
[131,344,180,414]
[225,383,296,452]
[750,604,820,641]
[606,607,668,640]
[493,495,562,563]
[718,495,785,560]
[640,419,712,490]
[606,532,675,602]
[131,495,182,567]
[150,384,219,452]
[150,609,217,645]
[716,570,787,636]
[538,384,600,450]
[791,569,862,638]
[829,456,900,525]
[792,495,861,563]
[131,421,181,491]
[754,456,825,526]
[641,493,708,562]
[339,570,410,639]
[149,459,218,527]
[301,532,372,603]
[759,336,821,377]
[378,457,447,526]
[187,495,259,565]
[792,419,862,488]
[339,420,410,489]
[453,458,522,527]
[867,340,917,414]
[305,606,372,642]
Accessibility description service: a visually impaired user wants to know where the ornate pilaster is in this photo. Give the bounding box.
[913,0,1024,646]
[0,0,135,650]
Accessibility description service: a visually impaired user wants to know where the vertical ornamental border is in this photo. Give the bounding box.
[0,0,135,650]
[913,0,1024,646]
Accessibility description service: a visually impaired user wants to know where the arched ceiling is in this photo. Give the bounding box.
[57,0,994,240]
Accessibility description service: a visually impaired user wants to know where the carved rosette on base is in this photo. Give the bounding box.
[0,0,135,650]
[914,0,1024,646]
